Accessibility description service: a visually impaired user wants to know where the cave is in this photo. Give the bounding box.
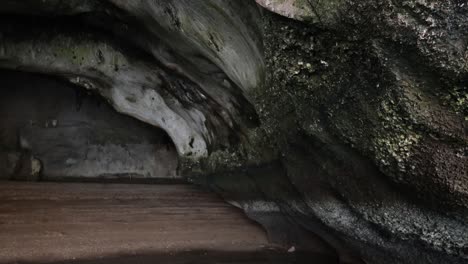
[0,1,467,264]
[0,70,309,263]
[0,70,179,182]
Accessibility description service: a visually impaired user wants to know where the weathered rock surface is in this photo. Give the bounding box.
[256,0,344,26]
[199,1,467,264]
[0,0,263,159]
[0,71,178,181]
[0,1,467,264]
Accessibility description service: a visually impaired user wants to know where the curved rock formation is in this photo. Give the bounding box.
[0,0,264,159]
[0,71,179,181]
[208,1,466,263]
[0,1,467,264]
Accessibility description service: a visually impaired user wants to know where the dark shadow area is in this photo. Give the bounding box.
[0,70,179,182]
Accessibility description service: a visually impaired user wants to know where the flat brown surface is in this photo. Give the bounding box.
[0,182,278,264]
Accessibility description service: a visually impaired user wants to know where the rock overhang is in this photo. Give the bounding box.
[0,0,265,160]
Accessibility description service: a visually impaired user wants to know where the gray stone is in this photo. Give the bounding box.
[0,1,466,263]
[0,71,178,181]
[0,0,264,159]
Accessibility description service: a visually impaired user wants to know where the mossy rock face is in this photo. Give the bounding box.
[200,1,467,263]
[257,0,468,211]
[0,1,467,263]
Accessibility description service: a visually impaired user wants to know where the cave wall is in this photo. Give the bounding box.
[0,71,178,181]
[191,1,467,264]
[0,1,466,264]
[0,0,264,159]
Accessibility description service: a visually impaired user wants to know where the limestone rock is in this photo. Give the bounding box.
[202,1,467,263]
[0,1,466,264]
[0,0,264,159]
[255,0,345,26]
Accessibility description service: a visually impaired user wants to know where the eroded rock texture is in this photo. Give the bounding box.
[199,1,467,264]
[0,1,467,264]
[0,71,178,181]
[0,0,264,159]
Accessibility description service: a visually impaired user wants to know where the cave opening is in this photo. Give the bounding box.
[0,70,180,183]
[0,70,302,263]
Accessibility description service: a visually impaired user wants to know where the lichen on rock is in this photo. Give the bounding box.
[0,1,467,264]
[197,1,467,263]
